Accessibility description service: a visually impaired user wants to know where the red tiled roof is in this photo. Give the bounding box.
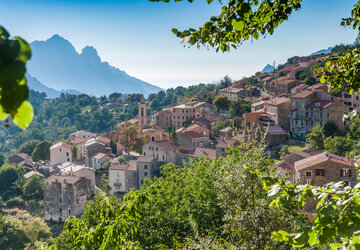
[194,148,217,159]
[295,152,354,170]
[267,126,288,135]
[96,136,111,144]
[156,141,178,152]
[265,97,289,106]
[216,139,238,148]
[69,137,87,144]
[291,91,315,98]
[305,100,335,109]
[275,161,295,173]
[183,131,208,139]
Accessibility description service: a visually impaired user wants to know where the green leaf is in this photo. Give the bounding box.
[12,101,33,129]
[232,19,245,31]
[0,105,9,120]
[14,36,31,63]
[320,76,326,84]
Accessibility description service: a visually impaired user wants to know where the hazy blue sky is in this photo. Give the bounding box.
[0,0,358,89]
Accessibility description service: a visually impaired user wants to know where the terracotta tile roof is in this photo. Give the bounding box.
[96,136,111,144]
[51,141,74,151]
[136,156,156,163]
[292,84,309,91]
[277,77,298,86]
[275,161,295,173]
[220,127,234,133]
[45,175,81,184]
[305,100,335,109]
[93,153,107,160]
[194,148,216,159]
[265,97,289,106]
[216,139,238,148]
[24,171,44,179]
[155,140,178,152]
[109,163,134,171]
[291,91,315,98]
[267,126,288,135]
[183,131,208,139]
[295,152,355,171]
[69,137,87,144]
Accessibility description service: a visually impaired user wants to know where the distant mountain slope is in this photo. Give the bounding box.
[28,35,163,97]
[261,64,275,73]
[26,73,80,98]
[310,47,333,56]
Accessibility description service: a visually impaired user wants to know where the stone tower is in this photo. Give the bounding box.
[138,94,147,132]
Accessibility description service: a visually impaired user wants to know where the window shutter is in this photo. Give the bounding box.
[349,169,352,177]
[340,169,344,177]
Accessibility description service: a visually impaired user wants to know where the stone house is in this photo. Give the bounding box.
[91,153,112,169]
[277,77,300,94]
[69,130,96,140]
[142,125,169,142]
[215,139,239,158]
[108,161,137,195]
[219,127,235,140]
[265,126,288,147]
[295,152,358,187]
[299,59,316,68]
[136,156,158,188]
[142,140,177,164]
[84,139,111,167]
[56,162,96,189]
[289,90,341,138]
[8,153,34,168]
[50,142,73,167]
[44,174,93,222]
[177,131,209,148]
[175,146,217,167]
[68,137,87,161]
[264,97,290,131]
[155,109,172,129]
[342,92,360,111]
[171,102,213,129]
[275,149,322,181]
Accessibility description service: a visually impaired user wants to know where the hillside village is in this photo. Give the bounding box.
[2,49,360,241]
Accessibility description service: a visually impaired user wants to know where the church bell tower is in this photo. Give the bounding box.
[138,94,147,132]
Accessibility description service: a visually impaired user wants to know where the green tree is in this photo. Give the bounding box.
[350,116,360,139]
[324,136,355,156]
[306,125,325,150]
[279,145,290,158]
[229,100,251,117]
[323,121,340,137]
[0,163,20,191]
[169,126,177,141]
[0,153,5,167]
[214,121,225,132]
[18,139,40,156]
[22,175,43,200]
[213,95,230,111]
[117,122,146,154]
[304,76,317,85]
[31,140,52,162]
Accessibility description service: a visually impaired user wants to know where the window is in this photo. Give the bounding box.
[327,113,330,118]
[144,165,148,170]
[69,209,71,214]
[144,152,146,156]
[316,169,324,176]
[60,148,62,152]
[66,152,69,156]
[59,198,62,203]
[305,171,312,177]
[145,172,148,177]
[59,208,62,212]
[148,146,151,150]
[152,136,155,141]
[156,147,158,151]
[341,169,352,177]
[116,172,120,177]
[141,180,144,185]
[162,155,165,160]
